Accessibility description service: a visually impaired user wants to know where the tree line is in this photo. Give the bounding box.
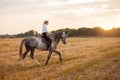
[0,30,40,38]
[0,27,120,38]
[51,27,120,37]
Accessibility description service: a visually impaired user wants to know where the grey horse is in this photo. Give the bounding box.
[19,31,68,65]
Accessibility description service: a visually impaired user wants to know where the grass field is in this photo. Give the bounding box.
[0,38,120,80]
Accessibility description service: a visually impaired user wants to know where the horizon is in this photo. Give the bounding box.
[0,26,119,35]
[0,0,120,35]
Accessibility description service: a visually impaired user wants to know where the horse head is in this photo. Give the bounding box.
[61,31,68,44]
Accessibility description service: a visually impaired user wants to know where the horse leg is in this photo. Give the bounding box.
[23,50,30,60]
[54,50,62,64]
[45,51,52,65]
[21,50,29,65]
[30,47,34,59]
[30,48,40,65]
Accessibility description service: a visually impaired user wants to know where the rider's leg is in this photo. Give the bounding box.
[42,32,52,50]
[45,36,52,50]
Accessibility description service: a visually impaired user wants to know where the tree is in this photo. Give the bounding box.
[15,30,40,37]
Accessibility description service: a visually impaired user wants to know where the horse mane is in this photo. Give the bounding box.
[49,32,63,41]
[54,32,63,38]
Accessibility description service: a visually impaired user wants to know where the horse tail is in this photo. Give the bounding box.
[18,39,26,60]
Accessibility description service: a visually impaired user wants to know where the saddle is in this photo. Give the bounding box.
[41,34,53,44]
[41,34,52,50]
[41,37,52,50]
[41,38,47,44]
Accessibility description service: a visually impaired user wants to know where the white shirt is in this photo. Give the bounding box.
[42,24,48,33]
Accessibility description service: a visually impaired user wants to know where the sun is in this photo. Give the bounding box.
[99,22,119,30]
[99,20,120,30]
[99,23,113,30]
[100,26,113,30]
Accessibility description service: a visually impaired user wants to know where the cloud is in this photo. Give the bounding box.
[0,0,120,34]
[1,0,120,19]
[0,0,48,15]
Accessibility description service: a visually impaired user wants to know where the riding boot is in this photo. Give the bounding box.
[47,42,51,50]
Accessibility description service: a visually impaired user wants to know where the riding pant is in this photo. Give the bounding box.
[42,32,52,50]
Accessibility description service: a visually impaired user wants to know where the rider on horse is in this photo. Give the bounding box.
[41,20,52,50]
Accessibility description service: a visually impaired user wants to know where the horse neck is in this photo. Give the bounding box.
[52,32,62,46]
[54,32,62,41]
[53,35,61,46]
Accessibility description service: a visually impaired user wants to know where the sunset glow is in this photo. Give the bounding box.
[0,0,120,34]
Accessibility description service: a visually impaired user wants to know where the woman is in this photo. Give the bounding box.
[41,20,52,50]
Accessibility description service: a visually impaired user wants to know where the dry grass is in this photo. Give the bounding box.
[0,38,120,80]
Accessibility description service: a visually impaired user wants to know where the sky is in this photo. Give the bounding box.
[0,0,120,34]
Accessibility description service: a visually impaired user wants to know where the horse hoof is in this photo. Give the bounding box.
[45,63,48,65]
[36,64,40,66]
[18,58,21,61]
[37,63,40,66]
